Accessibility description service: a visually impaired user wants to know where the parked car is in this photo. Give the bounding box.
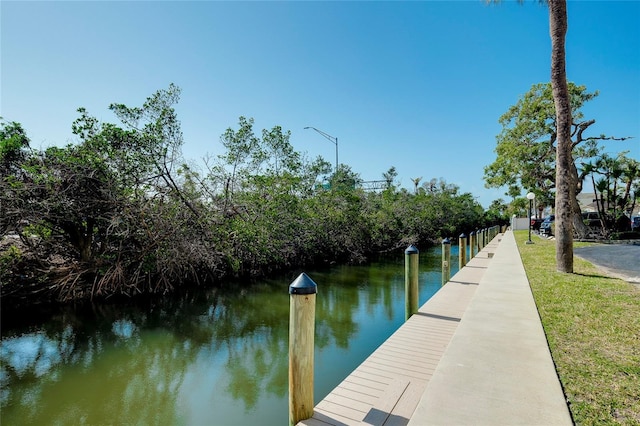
[581,211,601,228]
[531,217,544,230]
[631,217,640,231]
[619,215,632,231]
[540,215,555,236]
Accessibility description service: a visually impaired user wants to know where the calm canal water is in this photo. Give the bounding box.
[1,246,460,425]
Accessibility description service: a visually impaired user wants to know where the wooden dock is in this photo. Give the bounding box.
[297,236,501,426]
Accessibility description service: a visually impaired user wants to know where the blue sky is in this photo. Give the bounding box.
[2,1,639,207]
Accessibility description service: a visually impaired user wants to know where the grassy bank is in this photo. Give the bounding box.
[515,231,640,425]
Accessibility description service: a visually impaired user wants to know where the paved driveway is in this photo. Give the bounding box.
[574,244,640,283]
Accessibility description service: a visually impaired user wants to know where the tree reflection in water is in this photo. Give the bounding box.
[1,248,450,425]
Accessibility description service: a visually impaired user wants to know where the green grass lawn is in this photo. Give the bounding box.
[515,231,640,425]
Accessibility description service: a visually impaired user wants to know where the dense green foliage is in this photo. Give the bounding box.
[484,82,600,204]
[581,153,639,236]
[484,82,638,237]
[0,86,493,303]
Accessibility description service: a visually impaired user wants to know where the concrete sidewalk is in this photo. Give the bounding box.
[408,230,572,426]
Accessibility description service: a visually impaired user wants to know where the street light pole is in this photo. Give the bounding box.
[304,127,338,172]
[526,192,536,244]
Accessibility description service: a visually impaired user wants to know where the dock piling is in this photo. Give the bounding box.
[458,233,467,269]
[404,245,419,321]
[288,273,317,426]
[469,231,476,259]
[441,238,451,286]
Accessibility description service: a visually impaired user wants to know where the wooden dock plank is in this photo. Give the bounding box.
[360,378,409,425]
[331,387,379,406]
[298,417,336,426]
[349,370,396,386]
[323,393,375,414]
[336,380,386,397]
[313,402,365,424]
[370,344,445,360]
[365,351,437,369]
[356,360,431,381]
[383,382,427,426]
[365,353,435,374]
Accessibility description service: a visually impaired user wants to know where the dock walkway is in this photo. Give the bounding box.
[298,231,571,426]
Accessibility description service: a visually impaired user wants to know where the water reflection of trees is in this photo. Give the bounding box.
[1,252,434,423]
[1,315,191,424]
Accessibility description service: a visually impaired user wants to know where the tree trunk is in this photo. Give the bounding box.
[549,0,573,273]
[571,162,589,239]
[572,198,588,239]
[61,220,94,262]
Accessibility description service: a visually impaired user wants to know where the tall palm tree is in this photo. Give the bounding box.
[411,177,422,194]
[621,159,639,213]
[488,0,574,271]
[548,0,574,272]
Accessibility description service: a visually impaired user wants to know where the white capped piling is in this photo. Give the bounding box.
[405,245,419,321]
[458,233,467,269]
[441,238,451,286]
[289,273,317,426]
